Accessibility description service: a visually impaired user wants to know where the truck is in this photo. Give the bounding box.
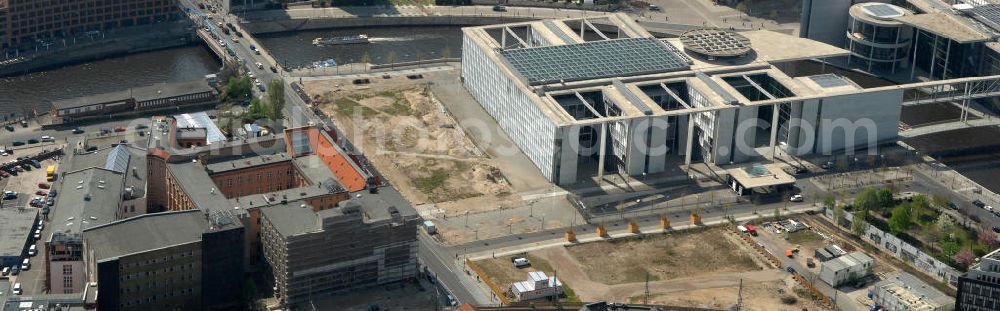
[46,165,56,182]
[745,224,758,236]
[423,220,437,234]
[784,248,794,258]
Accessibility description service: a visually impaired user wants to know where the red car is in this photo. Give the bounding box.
[38,183,50,189]
[114,127,126,132]
[35,190,47,196]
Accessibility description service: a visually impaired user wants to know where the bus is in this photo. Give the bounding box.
[46,165,56,182]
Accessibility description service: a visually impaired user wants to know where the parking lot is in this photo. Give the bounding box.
[0,145,63,296]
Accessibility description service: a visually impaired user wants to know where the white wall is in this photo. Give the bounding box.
[461,32,560,183]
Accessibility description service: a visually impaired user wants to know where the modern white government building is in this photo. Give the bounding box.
[461,13,911,186]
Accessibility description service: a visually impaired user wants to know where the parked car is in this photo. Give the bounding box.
[10,266,19,275]
[40,135,54,142]
[11,140,24,146]
[28,245,36,256]
[790,194,804,202]
[270,66,278,73]
[973,199,987,208]
[786,266,796,273]
[1,267,8,276]
[135,124,149,130]
[492,4,507,11]
[511,257,531,268]
[48,189,58,197]
[993,226,1000,233]
[12,283,21,295]
[100,128,111,135]
[30,159,41,168]
[971,215,982,223]
[72,127,85,134]
[27,138,39,144]
[35,191,47,196]
[114,127,126,132]
[38,183,50,189]
[649,4,661,11]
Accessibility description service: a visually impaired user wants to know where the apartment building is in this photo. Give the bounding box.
[0,0,179,48]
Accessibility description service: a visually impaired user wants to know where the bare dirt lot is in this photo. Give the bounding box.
[637,278,832,311]
[473,227,797,306]
[306,76,517,213]
[565,227,766,284]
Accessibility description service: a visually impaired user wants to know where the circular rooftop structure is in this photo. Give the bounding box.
[850,2,910,25]
[679,28,752,59]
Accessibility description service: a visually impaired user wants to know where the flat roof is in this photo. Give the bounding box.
[895,13,992,43]
[0,208,37,258]
[727,163,796,189]
[735,30,850,62]
[49,168,124,237]
[50,89,131,111]
[166,160,237,214]
[133,80,215,103]
[83,210,209,260]
[259,202,322,237]
[174,111,225,144]
[204,153,292,175]
[500,37,691,85]
[350,186,418,222]
[875,272,953,310]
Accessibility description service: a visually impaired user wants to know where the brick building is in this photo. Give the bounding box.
[0,0,180,48]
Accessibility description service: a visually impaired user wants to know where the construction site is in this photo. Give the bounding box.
[472,226,832,310]
[306,73,521,213]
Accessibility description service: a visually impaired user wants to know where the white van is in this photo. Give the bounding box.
[1,267,9,276]
[28,245,36,256]
[12,283,21,295]
[20,258,29,270]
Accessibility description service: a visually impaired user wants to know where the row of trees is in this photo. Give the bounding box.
[826,187,998,270]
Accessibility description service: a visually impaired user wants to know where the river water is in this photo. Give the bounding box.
[0,46,220,117]
[254,26,464,69]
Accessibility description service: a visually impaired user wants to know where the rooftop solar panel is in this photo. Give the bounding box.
[863,3,903,18]
[500,38,691,85]
[808,74,851,88]
[967,4,1000,32]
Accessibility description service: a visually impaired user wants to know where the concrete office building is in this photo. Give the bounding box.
[956,248,1000,311]
[461,14,904,185]
[0,0,180,48]
[83,210,244,311]
[846,3,914,73]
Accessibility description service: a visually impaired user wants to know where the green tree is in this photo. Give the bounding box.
[931,194,950,209]
[834,204,846,227]
[773,207,781,221]
[854,188,879,212]
[876,188,894,210]
[936,213,955,233]
[851,210,868,236]
[266,79,285,121]
[226,76,252,101]
[823,194,836,210]
[888,204,913,235]
[247,98,268,120]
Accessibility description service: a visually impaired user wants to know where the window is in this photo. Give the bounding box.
[63,275,73,288]
[63,264,72,275]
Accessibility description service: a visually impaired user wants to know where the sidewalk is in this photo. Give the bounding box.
[463,203,821,261]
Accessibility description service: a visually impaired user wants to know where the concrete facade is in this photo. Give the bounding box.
[819,251,874,287]
[461,14,905,185]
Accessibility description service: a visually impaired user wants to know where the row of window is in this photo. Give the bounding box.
[120,286,199,308]
[120,251,195,270]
